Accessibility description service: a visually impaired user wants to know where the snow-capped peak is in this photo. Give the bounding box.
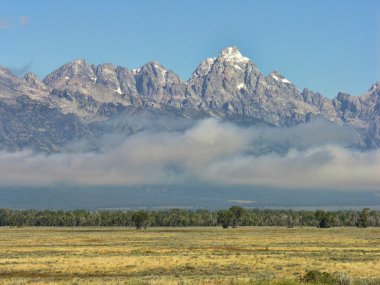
[219,46,249,63]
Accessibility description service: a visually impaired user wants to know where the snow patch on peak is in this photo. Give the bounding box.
[114,87,123,95]
[191,57,216,79]
[368,82,380,92]
[206,57,215,64]
[237,83,245,89]
[152,62,168,77]
[203,57,216,70]
[132,68,141,74]
[271,71,292,84]
[220,46,249,63]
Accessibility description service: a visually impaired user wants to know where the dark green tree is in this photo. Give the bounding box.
[356,208,370,228]
[217,210,233,229]
[315,210,332,228]
[228,206,246,228]
[131,210,150,229]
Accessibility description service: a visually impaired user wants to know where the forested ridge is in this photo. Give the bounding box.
[0,208,379,228]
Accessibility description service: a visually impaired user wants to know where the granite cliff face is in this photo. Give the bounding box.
[0,47,379,151]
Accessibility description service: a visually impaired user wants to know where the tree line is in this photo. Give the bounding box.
[0,207,378,228]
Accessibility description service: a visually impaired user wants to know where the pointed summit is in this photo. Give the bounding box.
[43,59,96,87]
[190,46,255,80]
[23,72,39,81]
[141,61,168,73]
[190,57,216,79]
[138,61,170,82]
[368,81,380,93]
[218,46,249,63]
[137,61,183,85]
[23,72,48,91]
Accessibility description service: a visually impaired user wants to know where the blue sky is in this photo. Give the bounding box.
[0,0,379,98]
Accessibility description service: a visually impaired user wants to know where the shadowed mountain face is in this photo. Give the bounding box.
[0,47,379,152]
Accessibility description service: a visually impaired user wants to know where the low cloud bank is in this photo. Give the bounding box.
[0,118,379,190]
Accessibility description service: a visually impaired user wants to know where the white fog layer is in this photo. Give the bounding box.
[0,119,379,190]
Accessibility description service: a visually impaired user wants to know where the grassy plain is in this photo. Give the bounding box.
[0,227,379,284]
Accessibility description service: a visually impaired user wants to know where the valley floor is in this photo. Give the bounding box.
[0,227,379,284]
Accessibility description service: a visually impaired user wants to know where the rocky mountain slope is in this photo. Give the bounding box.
[0,47,379,152]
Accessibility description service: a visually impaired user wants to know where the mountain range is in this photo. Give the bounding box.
[1,46,379,152]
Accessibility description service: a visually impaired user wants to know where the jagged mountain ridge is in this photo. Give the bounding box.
[0,46,379,151]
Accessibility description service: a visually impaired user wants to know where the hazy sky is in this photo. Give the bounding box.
[0,0,379,98]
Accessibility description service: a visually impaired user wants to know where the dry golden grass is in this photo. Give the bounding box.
[0,227,379,284]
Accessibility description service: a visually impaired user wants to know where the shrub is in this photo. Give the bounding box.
[300,270,335,283]
[334,272,351,285]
